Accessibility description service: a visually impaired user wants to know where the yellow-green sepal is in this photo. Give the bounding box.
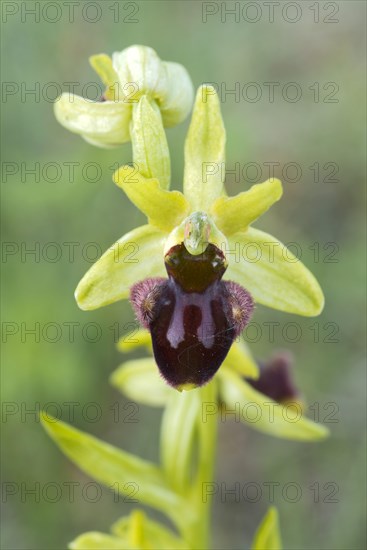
[218,368,329,441]
[110,358,170,407]
[183,85,226,210]
[226,227,325,316]
[54,93,131,148]
[75,225,166,310]
[113,166,189,232]
[211,178,283,235]
[251,507,282,550]
[223,340,259,379]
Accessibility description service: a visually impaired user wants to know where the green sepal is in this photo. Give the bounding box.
[226,227,325,316]
[218,368,329,441]
[224,340,259,379]
[75,225,166,311]
[183,85,225,210]
[110,358,170,407]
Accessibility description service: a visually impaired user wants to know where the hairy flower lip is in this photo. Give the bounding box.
[130,241,254,389]
[131,276,253,389]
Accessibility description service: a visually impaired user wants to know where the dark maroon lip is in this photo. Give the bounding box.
[149,279,237,388]
[130,242,254,389]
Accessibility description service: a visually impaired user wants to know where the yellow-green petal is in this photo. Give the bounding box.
[225,227,325,316]
[75,225,166,311]
[224,340,259,379]
[130,96,171,189]
[183,85,225,210]
[218,368,329,441]
[110,358,170,407]
[69,532,130,550]
[113,166,189,232]
[54,93,131,148]
[210,178,283,235]
[251,507,282,550]
[89,54,120,101]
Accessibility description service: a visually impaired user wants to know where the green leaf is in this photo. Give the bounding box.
[218,368,329,441]
[69,532,131,550]
[75,225,166,311]
[89,54,120,102]
[224,340,259,379]
[110,358,170,407]
[251,507,282,550]
[40,414,190,530]
[113,166,189,232]
[130,96,171,189]
[225,227,325,316]
[183,85,226,210]
[210,178,283,235]
[54,93,131,148]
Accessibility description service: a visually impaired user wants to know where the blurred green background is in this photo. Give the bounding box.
[1,1,366,549]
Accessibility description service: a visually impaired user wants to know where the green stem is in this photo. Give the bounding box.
[159,380,218,549]
[186,380,218,549]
